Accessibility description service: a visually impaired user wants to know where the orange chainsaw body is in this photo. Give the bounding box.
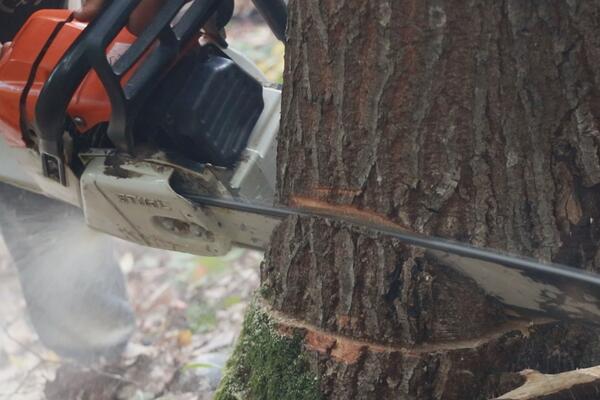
[0,10,136,147]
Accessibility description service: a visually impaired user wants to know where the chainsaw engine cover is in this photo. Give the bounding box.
[141,46,264,167]
[0,10,137,148]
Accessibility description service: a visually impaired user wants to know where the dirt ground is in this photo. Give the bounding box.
[0,2,283,399]
[0,243,262,400]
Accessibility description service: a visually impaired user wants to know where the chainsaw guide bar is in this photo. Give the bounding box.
[183,193,600,325]
[1,0,599,329]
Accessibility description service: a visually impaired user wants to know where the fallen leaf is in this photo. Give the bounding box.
[177,330,193,347]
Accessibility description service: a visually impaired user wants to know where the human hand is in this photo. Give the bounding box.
[0,42,9,59]
[74,0,166,35]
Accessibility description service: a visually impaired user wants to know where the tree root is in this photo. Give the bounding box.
[497,367,600,400]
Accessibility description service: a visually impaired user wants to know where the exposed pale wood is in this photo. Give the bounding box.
[497,367,600,400]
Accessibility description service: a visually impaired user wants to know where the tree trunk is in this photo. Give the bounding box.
[217,1,600,399]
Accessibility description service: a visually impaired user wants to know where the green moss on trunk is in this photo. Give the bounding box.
[214,300,323,400]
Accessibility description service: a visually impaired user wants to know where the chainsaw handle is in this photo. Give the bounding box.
[34,0,139,184]
[35,0,221,185]
[251,0,287,42]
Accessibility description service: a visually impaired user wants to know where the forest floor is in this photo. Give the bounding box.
[0,245,262,400]
[0,2,283,399]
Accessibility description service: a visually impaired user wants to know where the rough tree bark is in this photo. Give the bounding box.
[217,1,600,399]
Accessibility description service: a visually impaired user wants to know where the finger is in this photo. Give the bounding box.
[128,0,166,35]
[74,0,105,22]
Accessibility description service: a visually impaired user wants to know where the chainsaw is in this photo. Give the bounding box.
[0,0,600,326]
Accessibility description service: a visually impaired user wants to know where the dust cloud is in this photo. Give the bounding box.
[0,195,134,362]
